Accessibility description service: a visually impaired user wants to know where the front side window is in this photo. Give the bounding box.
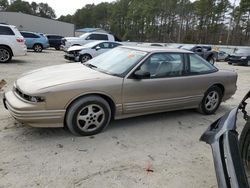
[87,34,108,40]
[139,53,184,78]
[0,26,14,35]
[98,42,110,48]
[189,54,217,74]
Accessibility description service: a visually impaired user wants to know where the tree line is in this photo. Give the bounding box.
[58,0,250,45]
[0,0,56,19]
[1,0,249,45]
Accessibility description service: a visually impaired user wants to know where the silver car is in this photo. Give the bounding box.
[3,46,237,136]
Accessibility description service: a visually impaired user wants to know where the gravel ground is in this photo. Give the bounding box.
[0,50,249,188]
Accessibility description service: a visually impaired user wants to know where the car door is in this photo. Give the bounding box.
[122,52,200,114]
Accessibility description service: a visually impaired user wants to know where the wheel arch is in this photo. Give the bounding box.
[0,44,13,56]
[64,93,116,124]
[80,53,92,58]
[33,43,43,49]
[206,83,225,97]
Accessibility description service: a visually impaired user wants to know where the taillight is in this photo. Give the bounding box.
[16,38,24,43]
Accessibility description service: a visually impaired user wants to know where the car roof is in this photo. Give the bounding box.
[120,45,193,53]
[20,31,38,34]
[0,23,15,28]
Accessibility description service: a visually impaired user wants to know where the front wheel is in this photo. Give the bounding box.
[80,54,92,63]
[198,86,222,114]
[33,44,43,52]
[0,46,12,63]
[65,96,111,136]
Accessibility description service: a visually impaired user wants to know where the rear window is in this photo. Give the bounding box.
[0,26,15,35]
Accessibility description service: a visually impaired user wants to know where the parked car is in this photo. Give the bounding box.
[200,91,250,188]
[64,41,122,63]
[3,46,237,136]
[61,32,116,50]
[180,45,216,64]
[215,50,229,61]
[46,34,64,50]
[20,31,49,52]
[227,48,250,66]
[0,24,27,63]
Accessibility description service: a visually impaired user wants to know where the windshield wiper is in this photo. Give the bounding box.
[84,63,98,69]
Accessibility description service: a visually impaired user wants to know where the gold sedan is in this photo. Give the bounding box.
[3,46,237,136]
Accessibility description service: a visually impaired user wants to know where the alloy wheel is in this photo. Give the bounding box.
[76,104,105,132]
[205,91,219,111]
[0,48,10,62]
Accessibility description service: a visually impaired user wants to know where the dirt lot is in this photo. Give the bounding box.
[0,50,249,188]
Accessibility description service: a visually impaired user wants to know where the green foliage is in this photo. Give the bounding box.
[5,0,56,19]
[0,0,9,11]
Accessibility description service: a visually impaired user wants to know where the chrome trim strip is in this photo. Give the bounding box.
[124,95,202,112]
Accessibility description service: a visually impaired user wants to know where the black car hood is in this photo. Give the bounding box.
[231,53,250,57]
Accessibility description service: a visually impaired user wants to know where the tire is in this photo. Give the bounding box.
[33,44,43,52]
[0,46,12,63]
[198,86,223,115]
[80,54,92,63]
[207,56,215,65]
[65,96,111,136]
[55,46,60,50]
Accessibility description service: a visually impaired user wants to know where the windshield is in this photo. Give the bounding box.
[85,47,148,76]
[235,48,250,55]
[79,33,89,38]
[82,41,102,48]
[181,45,195,50]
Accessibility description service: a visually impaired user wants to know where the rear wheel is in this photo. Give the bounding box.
[198,86,222,114]
[0,46,12,63]
[80,54,92,63]
[65,96,111,136]
[33,44,43,52]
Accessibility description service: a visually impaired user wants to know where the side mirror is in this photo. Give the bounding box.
[134,70,150,79]
[95,46,101,51]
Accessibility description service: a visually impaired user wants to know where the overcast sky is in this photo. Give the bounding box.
[25,0,114,18]
[25,0,240,18]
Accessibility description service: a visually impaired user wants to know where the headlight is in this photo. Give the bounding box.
[29,96,45,103]
[14,87,45,103]
[241,56,247,59]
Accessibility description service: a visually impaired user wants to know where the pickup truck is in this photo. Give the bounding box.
[180,45,216,64]
[61,32,116,50]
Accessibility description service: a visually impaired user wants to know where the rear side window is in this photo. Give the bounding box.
[21,32,40,38]
[0,26,14,35]
[189,54,217,74]
[87,34,108,40]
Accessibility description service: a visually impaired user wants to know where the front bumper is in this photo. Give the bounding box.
[64,54,76,61]
[200,108,249,188]
[228,59,250,66]
[3,91,65,128]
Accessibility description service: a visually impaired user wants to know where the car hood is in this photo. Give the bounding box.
[16,63,112,94]
[67,46,86,52]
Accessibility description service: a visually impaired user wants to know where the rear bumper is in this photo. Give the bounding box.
[3,91,65,128]
[13,44,27,56]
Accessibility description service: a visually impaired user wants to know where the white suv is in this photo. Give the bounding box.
[62,32,115,50]
[0,24,27,63]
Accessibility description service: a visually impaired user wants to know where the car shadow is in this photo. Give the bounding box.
[10,104,231,141]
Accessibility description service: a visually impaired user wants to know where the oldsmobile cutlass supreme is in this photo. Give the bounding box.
[3,46,237,136]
